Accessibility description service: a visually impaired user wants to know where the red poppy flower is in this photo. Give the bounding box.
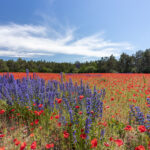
[63,131,69,138]
[135,145,145,150]
[45,143,54,149]
[138,125,146,133]
[34,111,38,115]
[57,99,62,104]
[10,127,15,130]
[30,122,34,126]
[105,106,110,109]
[0,147,5,150]
[52,112,56,115]
[0,109,5,114]
[30,128,34,131]
[13,138,17,143]
[133,99,137,103]
[15,140,20,146]
[13,138,20,146]
[55,115,60,119]
[111,97,114,101]
[50,116,53,120]
[79,95,84,100]
[80,133,87,139]
[114,139,123,147]
[38,104,43,108]
[90,111,94,114]
[124,125,133,131]
[17,113,20,116]
[147,104,150,107]
[31,141,37,149]
[109,137,114,141]
[128,99,132,102]
[20,142,27,150]
[91,138,97,148]
[104,142,110,147]
[0,134,5,138]
[30,133,34,137]
[81,128,84,132]
[75,105,80,109]
[57,122,61,127]
[78,111,82,115]
[39,110,44,116]
[102,122,107,127]
[34,119,39,125]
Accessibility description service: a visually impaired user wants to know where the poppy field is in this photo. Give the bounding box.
[0,71,150,150]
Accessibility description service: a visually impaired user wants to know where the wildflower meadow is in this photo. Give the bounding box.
[0,71,150,150]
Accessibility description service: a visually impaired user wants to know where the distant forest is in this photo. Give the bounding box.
[0,49,150,73]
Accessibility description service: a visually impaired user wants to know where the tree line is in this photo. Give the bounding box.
[0,49,149,73]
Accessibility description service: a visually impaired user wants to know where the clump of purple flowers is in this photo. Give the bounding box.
[129,98,150,137]
[0,71,106,139]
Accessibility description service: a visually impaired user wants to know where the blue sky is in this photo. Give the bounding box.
[0,0,150,62]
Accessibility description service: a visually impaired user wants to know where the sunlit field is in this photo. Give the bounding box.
[0,72,150,150]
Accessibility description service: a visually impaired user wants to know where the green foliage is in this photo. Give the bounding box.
[84,65,97,73]
[108,119,125,135]
[0,49,150,73]
[0,100,7,109]
[0,59,9,72]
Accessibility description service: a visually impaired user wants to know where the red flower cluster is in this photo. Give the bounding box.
[91,138,97,148]
[34,119,39,125]
[45,143,54,149]
[135,145,145,150]
[0,109,5,114]
[111,97,114,101]
[138,125,147,133]
[114,139,124,147]
[63,131,69,138]
[34,110,44,116]
[20,142,27,150]
[75,105,80,109]
[124,125,133,131]
[38,104,43,108]
[104,142,110,147]
[80,133,87,139]
[0,134,5,138]
[31,141,37,149]
[13,138,20,146]
[56,98,62,104]
[78,111,82,115]
[79,95,84,100]
[109,137,124,147]
[55,115,60,119]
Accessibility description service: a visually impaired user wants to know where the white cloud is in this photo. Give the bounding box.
[0,23,134,58]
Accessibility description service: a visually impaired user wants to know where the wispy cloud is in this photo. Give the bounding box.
[0,23,134,58]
